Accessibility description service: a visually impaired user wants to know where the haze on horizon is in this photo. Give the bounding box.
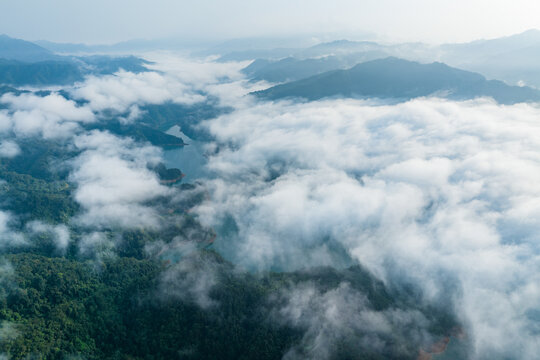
[2,0,540,45]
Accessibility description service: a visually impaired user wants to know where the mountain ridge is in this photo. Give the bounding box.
[0,34,62,62]
[253,57,540,104]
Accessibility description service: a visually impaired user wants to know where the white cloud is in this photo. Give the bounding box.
[273,282,434,360]
[157,251,219,309]
[69,130,171,229]
[26,221,70,253]
[0,211,26,248]
[70,70,205,114]
[0,112,11,134]
[0,92,95,139]
[78,231,117,260]
[143,54,265,107]
[0,141,20,158]
[194,97,540,358]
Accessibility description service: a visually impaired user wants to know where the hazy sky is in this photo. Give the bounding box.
[2,0,540,44]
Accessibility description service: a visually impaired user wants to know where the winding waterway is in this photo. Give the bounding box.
[163,125,209,183]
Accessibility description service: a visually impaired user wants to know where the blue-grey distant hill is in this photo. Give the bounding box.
[0,35,150,86]
[197,36,317,61]
[35,38,211,54]
[253,57,540,104]
[296,40,387,58]
[219,30,540,88]
[0,59,83,85]
[440,29,540,88]
[217,40,388,62]
[0,56,149,86]
[218,38,432,63]
[0,34,62,62]
[243,51,389,83]
[441,29,540,62]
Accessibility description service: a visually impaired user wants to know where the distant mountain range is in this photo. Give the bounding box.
[439,29,540,87]
[233,29,540,88]
[0,34,62,62]
[440,29,540,62]
[4,31,540,100]
[253,57,540,104]
[218,38,434,63]
[0,35,150,85]
[0,56,149,86]
[242,51,387,83]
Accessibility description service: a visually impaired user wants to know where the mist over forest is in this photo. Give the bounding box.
[0,5,540,359]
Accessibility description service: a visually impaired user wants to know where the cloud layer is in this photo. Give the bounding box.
[69,130,171,229]
[1,55,539,358]
[0,92,95,139]
[194,97,540,359]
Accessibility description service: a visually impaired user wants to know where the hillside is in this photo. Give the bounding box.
[0,59,83,85]
[0,34,61,62]
[242,51,388,83]
[0,35,150,86]
[253,57,540,104]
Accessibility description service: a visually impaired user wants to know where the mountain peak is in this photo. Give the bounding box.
[0,34,59,62]
[504,29,540,47]
[513,28,540,37]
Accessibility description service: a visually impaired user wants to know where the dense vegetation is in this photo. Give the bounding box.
[0,168,77,224]
[0,252,458,360]
[0,253,298,359]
